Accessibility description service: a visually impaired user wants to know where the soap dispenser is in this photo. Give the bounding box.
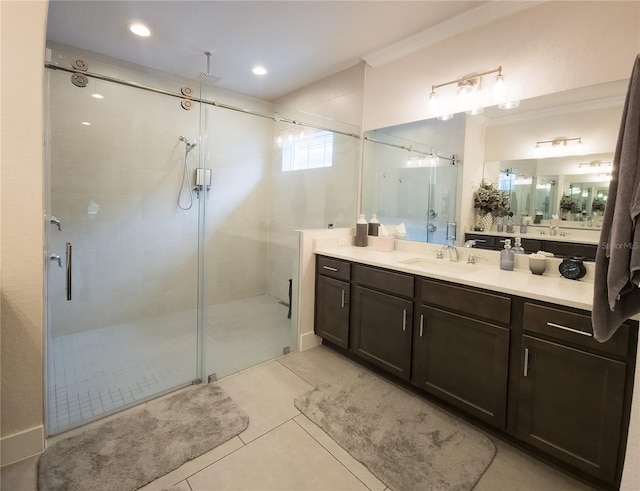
[368,214,380,236]
[513,237,525,254]
[355,214,368,247]
[500,239,515,271]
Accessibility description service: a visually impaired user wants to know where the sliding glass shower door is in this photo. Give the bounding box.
[45,67,202,434]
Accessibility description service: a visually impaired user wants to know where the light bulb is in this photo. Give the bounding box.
[493,73,506,98]
[576,139,584,155]
[428,90,438,108]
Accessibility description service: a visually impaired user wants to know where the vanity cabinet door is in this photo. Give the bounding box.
[412,305,510,428]
[518,335,626,484]
[315,275,350,349]
[350,286,413,380]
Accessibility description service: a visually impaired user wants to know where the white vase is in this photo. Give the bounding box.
[480,213,494,232]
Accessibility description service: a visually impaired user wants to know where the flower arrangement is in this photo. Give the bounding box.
[559,194,581,213]
[473,180,510,217]
[591,198,606,213]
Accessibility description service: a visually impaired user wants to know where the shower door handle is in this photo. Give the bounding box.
[66,242,72,301]
[50,216,62,231]
[49,253,62,267]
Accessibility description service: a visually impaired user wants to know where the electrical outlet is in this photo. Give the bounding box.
[338,237,348,246]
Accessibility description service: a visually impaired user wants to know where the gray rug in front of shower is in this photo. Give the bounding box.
[38,383,249,491]
[295,369,496,491]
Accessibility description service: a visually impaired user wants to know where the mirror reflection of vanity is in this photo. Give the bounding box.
[484,152,613,228]
[361,79,627,260]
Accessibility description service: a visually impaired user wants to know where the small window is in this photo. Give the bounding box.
[282,130,333,171]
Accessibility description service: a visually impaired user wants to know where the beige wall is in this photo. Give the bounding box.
[1,0,48,458]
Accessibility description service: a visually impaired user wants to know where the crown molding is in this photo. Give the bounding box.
[362,1,545,68]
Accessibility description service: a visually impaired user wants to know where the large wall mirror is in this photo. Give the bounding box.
[361,116,464,244]
[361,79,626,243]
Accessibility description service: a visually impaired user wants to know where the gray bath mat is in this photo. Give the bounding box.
[38,383,249,491]
[295,369,496,491]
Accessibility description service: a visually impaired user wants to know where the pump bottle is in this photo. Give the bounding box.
[500,239,515,270]
[355,214,368,247]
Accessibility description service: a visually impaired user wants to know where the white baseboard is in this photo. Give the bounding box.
[299,331,322,351]
[1,426,44,467]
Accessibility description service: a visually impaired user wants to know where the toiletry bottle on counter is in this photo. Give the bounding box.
[506,213,514,233]
[368,214,380,236]
[355,214,368,247]
[513,237,525,254]
[500,239,515,270]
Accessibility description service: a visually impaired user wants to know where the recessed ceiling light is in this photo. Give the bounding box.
[252,66,267,76]
[81,121,92,126]
[129,23,151,37]
[91,93,104,99]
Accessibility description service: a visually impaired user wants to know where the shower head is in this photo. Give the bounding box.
[196,51,221,86]
[179,136,197,153]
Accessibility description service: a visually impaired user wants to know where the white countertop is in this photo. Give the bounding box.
[314,243,596,312]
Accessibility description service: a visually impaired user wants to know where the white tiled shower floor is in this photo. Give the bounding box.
[47,294,291,434]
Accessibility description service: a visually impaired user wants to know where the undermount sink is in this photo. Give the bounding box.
[397,257,481,276]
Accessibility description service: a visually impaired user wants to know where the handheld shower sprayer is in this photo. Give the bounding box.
[179,135,197,153]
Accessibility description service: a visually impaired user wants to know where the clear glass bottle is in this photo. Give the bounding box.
[500,238,515,270]
[368,214,380,236]
[513,237,525,254]
[355,214,368,247]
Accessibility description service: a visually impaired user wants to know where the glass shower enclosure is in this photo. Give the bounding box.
[44,47,359,435]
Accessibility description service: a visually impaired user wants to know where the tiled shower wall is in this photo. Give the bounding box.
[48,50,202,336]
[48,47,274,336]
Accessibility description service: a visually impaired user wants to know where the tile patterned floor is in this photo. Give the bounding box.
[4,346,595,491]
[47,295,293,434]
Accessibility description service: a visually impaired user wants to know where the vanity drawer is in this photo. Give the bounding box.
[317,256,351,281]
[542,242,597,261]
[523,303,630,357]
[353,264,414,298]
[420,279,511,325]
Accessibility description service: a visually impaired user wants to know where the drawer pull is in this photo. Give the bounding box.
[547,322,593,337]
[523,348,529,377]
[419,314,424,337]
[402,309,407,331]
[341,289,345,308]
[323,266,338,272]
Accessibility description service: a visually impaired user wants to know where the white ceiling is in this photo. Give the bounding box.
[45,0,508,101]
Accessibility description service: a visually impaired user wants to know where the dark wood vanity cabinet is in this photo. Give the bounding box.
[412,304,510,428]
[464,233,597,260]
[517,303,633,484]
[350,264,414,380]
[313,254,637,488]
[314,257,351,349]
[412,279,511,428]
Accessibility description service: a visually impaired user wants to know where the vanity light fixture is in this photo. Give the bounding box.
[578,160,612,168]
[429,66,517,115]
[534,137,583,157]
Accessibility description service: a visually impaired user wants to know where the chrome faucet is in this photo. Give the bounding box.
[463,240,476,248]
[442,244,459,262]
